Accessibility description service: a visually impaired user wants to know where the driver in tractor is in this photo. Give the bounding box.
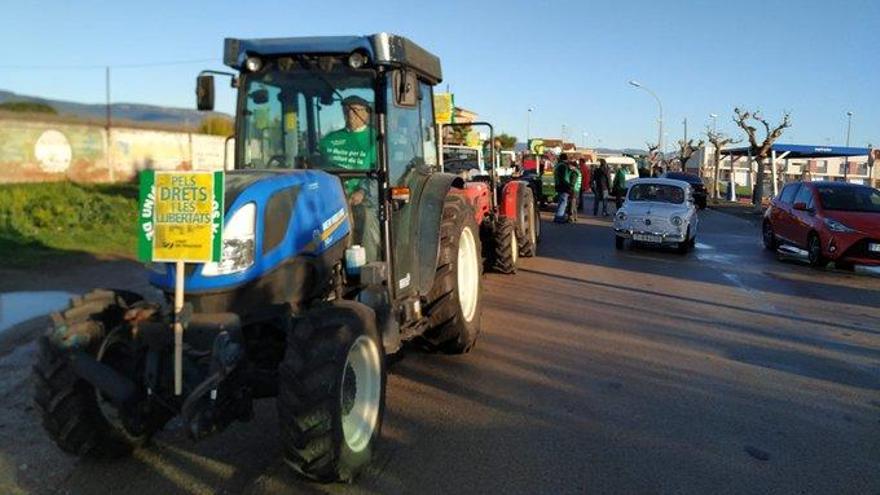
[318,95,381,262]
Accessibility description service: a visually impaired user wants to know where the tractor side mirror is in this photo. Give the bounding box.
[196,75,215,111]
[393,70,418,107]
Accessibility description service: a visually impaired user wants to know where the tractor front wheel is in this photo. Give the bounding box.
[488,217,518,274]
[278,301,385,483]
[33,289,159,458]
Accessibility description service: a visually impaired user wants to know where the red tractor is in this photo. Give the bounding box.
[441,122,540,273]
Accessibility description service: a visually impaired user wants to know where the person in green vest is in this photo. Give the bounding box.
[567,160,582,222]
[318,95,380,261]
[553,153,573,223]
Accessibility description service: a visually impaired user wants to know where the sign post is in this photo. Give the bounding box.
[138,170,223,395]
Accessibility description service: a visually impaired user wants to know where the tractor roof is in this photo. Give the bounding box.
[224,33,443,84]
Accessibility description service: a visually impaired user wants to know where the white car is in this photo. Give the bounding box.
[613,178,699,253]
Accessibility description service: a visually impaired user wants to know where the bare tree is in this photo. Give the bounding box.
[705,127,740,200]
[676,139,704,172]
[733,108,791,210]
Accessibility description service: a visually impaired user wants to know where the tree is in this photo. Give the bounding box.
[733,108,791,210]
[495,133,518,150]
[199,115,234,136]
[705,127,740,201]
[676,139,704,172]
[0,101,57,114]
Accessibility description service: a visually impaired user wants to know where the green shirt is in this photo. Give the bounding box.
[570,167,582,194]
[318,127,376,196]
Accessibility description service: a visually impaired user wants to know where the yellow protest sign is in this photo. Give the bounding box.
[434,93,454,124]
[139,171,223,263]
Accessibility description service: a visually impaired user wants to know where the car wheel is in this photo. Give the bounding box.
[615,236,625,250]
[807,233,826,268]
[762,221,778,251]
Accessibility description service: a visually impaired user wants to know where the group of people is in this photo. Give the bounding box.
[553,154,627,224]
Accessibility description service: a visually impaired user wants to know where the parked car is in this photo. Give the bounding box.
[661,172,707,209]
[613,178,699,253]
[763,181,880,268]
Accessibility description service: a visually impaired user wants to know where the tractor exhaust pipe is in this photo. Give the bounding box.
[68,351,137,405]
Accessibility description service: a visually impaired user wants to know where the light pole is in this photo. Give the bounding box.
[844,111,853,181]
[629,80,664,172]
[582,132,589,148]
[709,113,718,134]
[527,107,532,143]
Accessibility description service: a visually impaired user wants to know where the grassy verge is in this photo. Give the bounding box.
[0,181,139,266]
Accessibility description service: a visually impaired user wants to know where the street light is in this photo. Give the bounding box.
[527,107,533,143]
[629,80,664,172]
[582,131,589,148]
[844,111,853,181]
[709,113,718,134]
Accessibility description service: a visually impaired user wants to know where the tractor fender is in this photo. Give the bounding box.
[459,182,491,225]
[415,173,465,296]
[498,180,530,220]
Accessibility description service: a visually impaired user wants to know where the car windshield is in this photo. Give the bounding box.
[628,183,685,204]
[443,148,481,175]
[238,58,376,170]
[816,185,880,213]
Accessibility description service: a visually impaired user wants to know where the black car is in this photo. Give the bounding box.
[661,172,707,209]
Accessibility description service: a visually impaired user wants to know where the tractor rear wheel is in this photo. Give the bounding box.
[423,194,483,354]
[489,217,517,274]
[278,301,385,483]
[33,289,157,458]
[517,187,539,257]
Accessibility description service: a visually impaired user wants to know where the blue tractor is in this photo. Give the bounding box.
[34,34,483,482]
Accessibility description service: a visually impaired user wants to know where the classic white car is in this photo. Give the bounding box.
[612,178,699,253]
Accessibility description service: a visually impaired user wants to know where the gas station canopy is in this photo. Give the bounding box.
[720,143,870,158]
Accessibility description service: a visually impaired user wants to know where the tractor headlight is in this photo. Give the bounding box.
[244,56,263,72]
[348,51,368,69]
[202,203,256,277]
[671,216,683,227]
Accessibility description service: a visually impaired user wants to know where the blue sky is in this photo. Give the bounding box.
[1,0,878,150]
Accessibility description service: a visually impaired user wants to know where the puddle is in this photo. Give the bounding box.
[694,242,714,250]
[0,292,74,334]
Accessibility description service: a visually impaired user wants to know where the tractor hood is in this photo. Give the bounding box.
[149,169,351,294]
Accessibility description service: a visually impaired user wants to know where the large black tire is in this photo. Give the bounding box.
[488,216,517,274]
[278,301,385,483]
[423,194,483,354]
[762,220,778,251]
[807,232,827,268]
[517,186,539,258]
[33,289,154,458]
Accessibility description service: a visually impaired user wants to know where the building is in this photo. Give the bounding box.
[686,144,878,195]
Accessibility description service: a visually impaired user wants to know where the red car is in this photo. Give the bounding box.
[763,181,880,267]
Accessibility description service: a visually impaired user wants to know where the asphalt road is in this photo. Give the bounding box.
[2,207,879,494]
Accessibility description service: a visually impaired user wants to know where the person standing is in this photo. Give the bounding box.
[553,153,573,223]
[592,160,610,216]
[568,160,582,222]
[577,158,591,212]
[612,165,627,210]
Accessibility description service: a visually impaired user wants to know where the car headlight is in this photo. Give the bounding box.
[671,216,683,227]
[616,211,627,221]
[201,203,256,276]
[824,218,856,233]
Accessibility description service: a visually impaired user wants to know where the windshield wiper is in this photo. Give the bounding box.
[295,55,345,104]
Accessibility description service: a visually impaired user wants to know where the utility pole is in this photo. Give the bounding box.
[106,66,114,182]
[844,111,853,181]
[683,117,687,144]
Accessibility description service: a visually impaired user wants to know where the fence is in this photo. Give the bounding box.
[0,117,232,184]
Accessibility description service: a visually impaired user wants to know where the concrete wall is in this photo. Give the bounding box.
[0,118,232,184]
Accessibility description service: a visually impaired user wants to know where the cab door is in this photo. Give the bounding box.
[384,71,436,300]
[789,184,817,248]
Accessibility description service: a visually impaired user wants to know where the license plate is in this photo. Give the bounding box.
[633,234,662,243]
[869,243,880,253]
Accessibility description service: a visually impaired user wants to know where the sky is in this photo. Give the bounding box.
[1,0,878,150]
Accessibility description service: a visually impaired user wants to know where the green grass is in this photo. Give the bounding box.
[0,181,139,266]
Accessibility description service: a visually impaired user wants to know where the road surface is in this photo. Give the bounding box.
[1,207,878,494]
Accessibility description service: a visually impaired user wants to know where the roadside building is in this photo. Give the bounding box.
[686,143,878,195]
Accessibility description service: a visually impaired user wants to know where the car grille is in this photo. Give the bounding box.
[841,238,880,260]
